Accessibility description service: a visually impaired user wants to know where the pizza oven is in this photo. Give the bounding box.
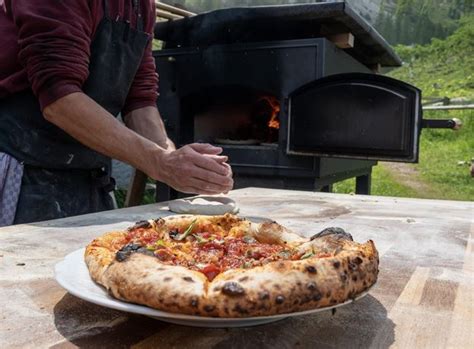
[152,2,458,200]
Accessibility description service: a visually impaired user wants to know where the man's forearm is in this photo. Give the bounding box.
[43,92,233,194]
[43,92,161,174]
[124,106,175,150]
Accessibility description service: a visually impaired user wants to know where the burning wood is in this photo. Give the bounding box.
[258,96,281,130]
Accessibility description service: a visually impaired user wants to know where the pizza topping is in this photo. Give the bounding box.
[171,219,198,241]
[300,251,315,260]
[154,248,174,261]
[277,250,292,259]
[192,233,208,244]
[242,235,257,244]
[115,243,154,262]
[147,239,167,250]
[200,264,220,281]
[168,229,179,240]
[221,281,245,296]
[121,217,312,281]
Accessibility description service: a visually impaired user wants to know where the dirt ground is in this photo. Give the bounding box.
[380,162,439,198]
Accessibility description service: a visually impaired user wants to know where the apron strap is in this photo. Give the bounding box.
[133,0,144,32]
[103,0,110,18]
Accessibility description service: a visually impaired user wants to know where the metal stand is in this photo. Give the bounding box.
[355,172,372,195]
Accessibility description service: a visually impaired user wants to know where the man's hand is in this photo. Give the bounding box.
[125,107,233,194]
[150,143,233,195]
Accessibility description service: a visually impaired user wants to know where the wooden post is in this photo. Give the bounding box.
[124,169,148,207]
[370,63,382,74]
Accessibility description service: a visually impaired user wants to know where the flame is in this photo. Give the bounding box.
[259,96,281,130]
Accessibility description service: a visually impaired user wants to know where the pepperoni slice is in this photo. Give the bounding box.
[201,264,221,281]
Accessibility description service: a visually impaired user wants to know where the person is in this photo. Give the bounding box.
[0,0,233,226]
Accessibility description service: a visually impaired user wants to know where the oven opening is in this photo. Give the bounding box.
[186,87,281,146]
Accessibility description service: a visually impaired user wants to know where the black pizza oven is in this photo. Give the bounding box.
[152,2,458,200]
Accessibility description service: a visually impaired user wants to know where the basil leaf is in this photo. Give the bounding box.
[174,219,197,241]
[193,234,208,244]
[300,251,315,260]
[155,239,165,246]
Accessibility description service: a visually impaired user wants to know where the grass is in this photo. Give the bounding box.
[333,164,418,198]
[415,109,473,200]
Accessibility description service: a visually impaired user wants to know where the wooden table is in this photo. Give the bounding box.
[1,188,472,348]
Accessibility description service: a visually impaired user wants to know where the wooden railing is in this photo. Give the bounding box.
[423,96,474,110]
[155,1,196,21]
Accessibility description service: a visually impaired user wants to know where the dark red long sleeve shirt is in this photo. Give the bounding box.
[0,0,158,114]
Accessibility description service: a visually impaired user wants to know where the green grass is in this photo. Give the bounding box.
[415,109,474,200]
[333,164,418,198]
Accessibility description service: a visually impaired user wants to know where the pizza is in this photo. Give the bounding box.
[85,214,378,317]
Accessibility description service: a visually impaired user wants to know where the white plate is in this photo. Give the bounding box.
[55,248,371,328]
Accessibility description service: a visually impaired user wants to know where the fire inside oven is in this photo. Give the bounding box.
[189,87,281,146]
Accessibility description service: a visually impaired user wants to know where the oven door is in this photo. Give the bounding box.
[287,73,422,162]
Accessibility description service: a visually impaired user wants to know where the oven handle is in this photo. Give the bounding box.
[421,118,463,130]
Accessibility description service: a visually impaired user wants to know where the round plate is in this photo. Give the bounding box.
[55,249,371,328]
[168,196,239,215]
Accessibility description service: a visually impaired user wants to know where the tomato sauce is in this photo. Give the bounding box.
[129,229,299,281]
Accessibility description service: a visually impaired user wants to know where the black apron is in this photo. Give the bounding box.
[0,0,150,223]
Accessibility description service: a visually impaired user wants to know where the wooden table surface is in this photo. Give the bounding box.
[0,188,472,349]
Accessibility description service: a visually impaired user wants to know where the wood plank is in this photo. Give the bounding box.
[423,104,474,110]
[327,32,355,49]
[155,1,195,17]
[0,188,472,348]
[156,9,182,21]
[446,229,474,349]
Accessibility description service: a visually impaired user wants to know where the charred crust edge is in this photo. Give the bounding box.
[310,227,353,241]
[128,220,152,231]
[221,282,246,297]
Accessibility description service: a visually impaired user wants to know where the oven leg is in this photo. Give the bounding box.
[355,171,372,195]
[155,182,179,202]
[320,184,333,193]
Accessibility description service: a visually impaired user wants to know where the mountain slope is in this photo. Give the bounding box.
[389,16,474,99]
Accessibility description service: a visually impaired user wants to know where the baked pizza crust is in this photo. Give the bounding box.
[85,214,379,317]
